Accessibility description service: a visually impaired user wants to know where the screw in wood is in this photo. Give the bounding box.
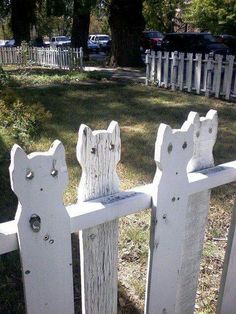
[209,128,212,134]
[182,141,187,149]
[49,239,54,244]
[26,170,34,180]
[172,197,176,202]
[89,234,96,240]
[109,143,115,151]
[51,169,58,177]
[43,235,49,241]
[196,131,200,138]
[25,270,30,275]
[91,147,96,154]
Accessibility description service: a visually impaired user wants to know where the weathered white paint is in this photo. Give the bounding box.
[187,53,193,92]
[145,120,194,314]
[156,51,162,86]
[225,55,235,100]
[176,110,218,313]
[217,201,236,314]
[195,53,202,94]
[215,55,223,98]
[171,51,178,90]
[164,51,169,88]
[178,52,184,91]
[76,121,121,314]
[9,141,74,314]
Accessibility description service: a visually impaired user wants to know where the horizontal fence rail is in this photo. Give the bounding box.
[0,46,84,70]
[0,110,236,314]
[145,50,236,101]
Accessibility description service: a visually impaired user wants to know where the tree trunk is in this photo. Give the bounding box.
[109,0,145,67]
[71,0,90,57]
[11,0,36,46]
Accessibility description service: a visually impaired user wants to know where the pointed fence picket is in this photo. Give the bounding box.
[1,110,236,314]
[146,50,236,101]
[0,46,84,70]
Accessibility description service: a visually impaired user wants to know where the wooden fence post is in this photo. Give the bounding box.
[214,55,223,98]
[225,55,234,100]
[171,51,178,91]
[206,52,214,97]
[9,141,74,314]
[150,50,156,83]
[76,121,121,314]
[175,109,218,313]
[186,53,193,92]
[217,200,236,314]
[195,53,202,94]
[145,50,151,85]
[145,119,194,314]
[79,47,83,70]
[163,51,169,88]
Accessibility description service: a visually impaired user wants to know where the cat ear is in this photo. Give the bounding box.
[108,121,120,138]
[76,124,93,166]
[155,124,172,162]
[9,144,29,198]
[50,140,66,160]
[187,111,200,126]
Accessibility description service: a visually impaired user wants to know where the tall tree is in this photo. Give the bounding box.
[184,0,236,35]
[11,0,37,45]
[71,0,96,53]
[143,0,184,33]
[109,0,145,67]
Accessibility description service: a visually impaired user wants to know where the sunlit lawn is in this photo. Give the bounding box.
[1,67,236,313]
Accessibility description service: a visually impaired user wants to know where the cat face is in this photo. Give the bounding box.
[9,140,68,203]
[187,109,218,172]
[76,121,121,199]
[155,120,194,175]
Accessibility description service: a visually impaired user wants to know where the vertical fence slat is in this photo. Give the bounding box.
[187,53,193,92]
[217,201,236,314]
[195,53,202,94]
[215,55,223,98]
[156,51,162,86]
[9,141,74,314]
[171,51,178,91]
[163,51,169,88]
[145,120,194,314]
[178,52,184,91]
[205,53,214,97]
[225,55,234,100]
[76,121,121,314]
[175,110,218,313]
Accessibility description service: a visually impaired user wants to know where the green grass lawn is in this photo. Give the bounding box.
[0,67,236,313]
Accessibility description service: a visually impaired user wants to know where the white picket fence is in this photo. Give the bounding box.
[0,46,84,70]
[145,51,236,101]
[1,110,236,314]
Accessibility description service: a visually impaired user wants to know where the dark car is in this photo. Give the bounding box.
[215,34,236,55]
[161,32,230,56]
[141,31,164,52]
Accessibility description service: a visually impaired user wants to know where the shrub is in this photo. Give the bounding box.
[0,88,52,144]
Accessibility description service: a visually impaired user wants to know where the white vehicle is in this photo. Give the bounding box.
[50,36,71,48]
[90,34,110,51]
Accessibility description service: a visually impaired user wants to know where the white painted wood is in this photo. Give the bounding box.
[225,55,234,100]
[178,52,184,90]
[9,141,74,314]
[156,51,162,86]
[2,159,236,255]
[205,53,214,97]
[150,50,156,82]
[76,121,121,314]
[163,51,169,88]
[145,120,194,314]
[145,51,150,85]
[217,201,236,314]
[175,110,218,314]
[187,53,193,92]
[215,55,223,98]
[195,53,202,94]
[171,51,178,91]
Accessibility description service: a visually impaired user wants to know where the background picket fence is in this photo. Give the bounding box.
[0,46,84,70]
[145,51,236,101]
[1,110,236,314]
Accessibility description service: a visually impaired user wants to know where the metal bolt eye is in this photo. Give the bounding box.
[29,214,41,232]
[168,143,173,154]
[209,128,212,134]
[109,143,115,151]
[91,147,96,154]
[182,142,187,150]
[44,235,49,241]
[51,169,58,177]
[49,239,54,244]
[26,170,34,180]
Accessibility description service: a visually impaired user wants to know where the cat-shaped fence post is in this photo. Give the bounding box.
[76,121,121,314]
[145,120,194,314]
[9,141,74,314]
[175,110,218,313]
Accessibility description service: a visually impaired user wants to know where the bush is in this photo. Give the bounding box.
[0,88,52,144]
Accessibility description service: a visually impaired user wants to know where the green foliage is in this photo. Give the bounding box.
[144,0,184,32]
[0,88,52,145]
[184,0,236,34]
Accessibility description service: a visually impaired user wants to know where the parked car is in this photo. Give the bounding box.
[215,34,236,55]
[141,31,164,52]
[90,34,111,52]
[87,40,100,54]
[50,36,71,48]
[161,32,230,56]
[5,39,15,47]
